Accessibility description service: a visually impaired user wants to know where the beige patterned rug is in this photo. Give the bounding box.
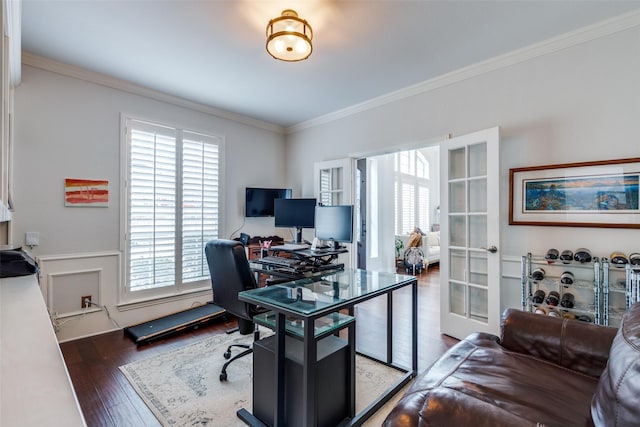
[120,331,408,426]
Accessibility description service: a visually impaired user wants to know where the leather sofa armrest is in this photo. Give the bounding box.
[500,308,617,378]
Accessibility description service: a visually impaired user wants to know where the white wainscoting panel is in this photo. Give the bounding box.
[37,251,120,317]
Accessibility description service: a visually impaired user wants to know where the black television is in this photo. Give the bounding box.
[274,198,317,243]
[315,205,354,247]
[245,187,292,217]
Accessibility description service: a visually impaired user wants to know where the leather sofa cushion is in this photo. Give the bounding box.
[591,302,640,426]
[500,308,616,378]
[384,332,600,427]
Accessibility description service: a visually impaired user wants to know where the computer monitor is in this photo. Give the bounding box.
[245,187,292,217]
[315,205,354,248]
[274,198,317,243]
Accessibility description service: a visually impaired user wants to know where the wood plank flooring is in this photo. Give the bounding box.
[60,265,457,426]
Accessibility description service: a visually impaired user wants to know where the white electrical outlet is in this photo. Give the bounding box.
[26,231,40,246]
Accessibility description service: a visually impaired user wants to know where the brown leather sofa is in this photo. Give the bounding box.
[384,303,640,427]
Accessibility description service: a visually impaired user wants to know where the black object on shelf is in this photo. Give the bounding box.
[532,289,546,304]
[560,293,575,308]
[0,248,38,278]
[545,291,560,307]
[574,248,592,263]
[560,250,573,264]
[560,271,575,286]
[531,268,545,281]
[545,248,559,261]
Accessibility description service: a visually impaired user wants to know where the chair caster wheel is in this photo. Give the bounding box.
[220,372,227,381]
[224,350,231,359]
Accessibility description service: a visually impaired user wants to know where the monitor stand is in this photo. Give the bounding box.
[293,227,303,244]
[329,239,342,250]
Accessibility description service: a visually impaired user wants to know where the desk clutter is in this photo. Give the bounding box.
[256,254,345,274]
[235,234,285,246]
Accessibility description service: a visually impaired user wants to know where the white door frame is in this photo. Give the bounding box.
[440,127,501,339]
[313,158,355,268]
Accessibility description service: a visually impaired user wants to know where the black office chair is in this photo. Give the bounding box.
[205,239,265,381]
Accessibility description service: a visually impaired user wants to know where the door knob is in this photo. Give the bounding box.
[484,245,498,253]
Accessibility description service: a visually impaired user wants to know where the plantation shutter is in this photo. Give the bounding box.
[401,182,415,234]
[128,121,177,292]
[395,150,431,235]
[418,185,429,232]
[181,131,221,282]
[125,118,222,298]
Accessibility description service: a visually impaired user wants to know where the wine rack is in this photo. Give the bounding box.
[521,253,640,327]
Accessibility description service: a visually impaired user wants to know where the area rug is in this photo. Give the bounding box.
[120,331,408,426]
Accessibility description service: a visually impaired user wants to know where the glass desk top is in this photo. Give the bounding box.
[239,268,416,317]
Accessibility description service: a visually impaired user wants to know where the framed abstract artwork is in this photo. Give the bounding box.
[65,178,109,207]
[509,158,640,228]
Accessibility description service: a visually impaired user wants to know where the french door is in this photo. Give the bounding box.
[313,158,354,268]
[440,127,501,339]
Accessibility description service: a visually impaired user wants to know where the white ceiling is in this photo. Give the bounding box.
[21,0,640,128]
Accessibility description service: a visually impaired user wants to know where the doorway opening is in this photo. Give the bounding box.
[355,145,440,273]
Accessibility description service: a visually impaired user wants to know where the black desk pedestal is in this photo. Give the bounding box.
[253,335,349,427]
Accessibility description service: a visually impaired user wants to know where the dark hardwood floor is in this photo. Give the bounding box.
[60,265,457,426]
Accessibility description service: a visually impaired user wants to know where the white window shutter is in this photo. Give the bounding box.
[181,131,221,282]
[128,122,177,292]
[125,119,221,299]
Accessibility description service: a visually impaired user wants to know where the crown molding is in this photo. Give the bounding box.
[287,8,640,134]
[20,7,640,136]
[21,52,285,135]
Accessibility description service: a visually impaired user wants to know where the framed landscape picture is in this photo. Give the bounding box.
[509,158,640,228]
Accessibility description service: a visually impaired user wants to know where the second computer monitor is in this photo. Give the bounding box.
[315,205,354,247]
[274,198,317,243]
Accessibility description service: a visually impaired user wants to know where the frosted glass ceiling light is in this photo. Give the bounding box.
[266,9,313,62]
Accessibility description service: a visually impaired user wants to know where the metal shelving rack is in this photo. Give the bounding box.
[625,263,640,309]
[521,253,640,326]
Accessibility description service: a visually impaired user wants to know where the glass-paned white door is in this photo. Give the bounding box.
[314,158,354,268]
[440,127,500,339]
[314,158,352,207]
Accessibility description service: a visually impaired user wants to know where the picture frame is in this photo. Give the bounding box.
[65,178,109,207]
[509,158,640,228]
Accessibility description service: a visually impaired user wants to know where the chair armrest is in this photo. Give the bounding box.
[500,308,617,377]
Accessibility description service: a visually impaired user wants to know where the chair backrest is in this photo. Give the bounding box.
[204,239,259,322]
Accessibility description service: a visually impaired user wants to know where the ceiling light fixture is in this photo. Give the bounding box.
[266,9,313,62]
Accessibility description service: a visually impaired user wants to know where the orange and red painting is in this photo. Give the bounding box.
[65,178,109,207]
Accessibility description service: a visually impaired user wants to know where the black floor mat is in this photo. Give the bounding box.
[124,302,226,345]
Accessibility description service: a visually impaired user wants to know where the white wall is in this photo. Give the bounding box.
[10,21,640,340]
[285,26,640,312]
[13,65,287,340]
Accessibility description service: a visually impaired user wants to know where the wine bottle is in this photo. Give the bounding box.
[545,291,560,307]
[531,268,545,281]
[532,289,546,304]
[560,292,575,308]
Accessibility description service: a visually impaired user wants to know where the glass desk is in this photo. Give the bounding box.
[238,268,418,427]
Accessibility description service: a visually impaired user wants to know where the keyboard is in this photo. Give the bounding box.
[259,256,302,269]
[272,243,310,251]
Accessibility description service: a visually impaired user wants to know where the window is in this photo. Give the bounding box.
[122,118,222,302]
[395,150,430,234]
